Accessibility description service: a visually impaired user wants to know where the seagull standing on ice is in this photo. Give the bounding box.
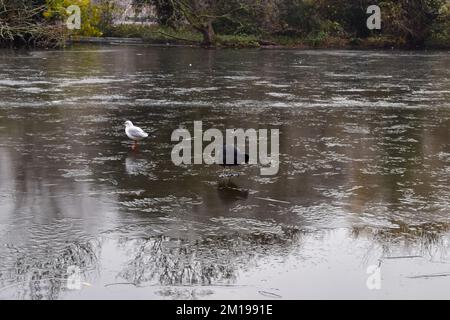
[124,120,148,151]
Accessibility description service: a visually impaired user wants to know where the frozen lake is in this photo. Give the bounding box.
[0,46,449,299]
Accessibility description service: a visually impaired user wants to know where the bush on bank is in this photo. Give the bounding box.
[44,0,103,37]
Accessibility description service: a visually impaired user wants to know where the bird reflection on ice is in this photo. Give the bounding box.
[125,152,153,176]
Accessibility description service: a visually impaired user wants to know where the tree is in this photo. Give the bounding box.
[379,0,447,46]
[0,0,64,47]
[165,0,250,46]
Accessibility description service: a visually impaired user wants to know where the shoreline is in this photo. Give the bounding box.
[2,36,448,51]
[69,36,450,51]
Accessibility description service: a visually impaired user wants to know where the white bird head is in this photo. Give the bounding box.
[124,120,133,127]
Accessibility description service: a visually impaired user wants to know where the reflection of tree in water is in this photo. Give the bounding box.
[352,221,450,258]
[118,227,302,287]
[0,241,99,300]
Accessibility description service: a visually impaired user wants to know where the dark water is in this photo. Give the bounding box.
[0,46,449,299]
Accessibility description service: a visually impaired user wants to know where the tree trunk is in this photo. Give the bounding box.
[200,19,215,46]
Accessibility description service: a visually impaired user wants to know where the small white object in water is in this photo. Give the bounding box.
[125,120,148,150]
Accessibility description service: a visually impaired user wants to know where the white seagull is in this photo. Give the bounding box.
[125,120,149,150]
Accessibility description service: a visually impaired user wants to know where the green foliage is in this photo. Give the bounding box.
[426,2,450,48]
[378,0,446,46]
[96,0,121,35]
[215,34,260,48]
[280,1,316,35]
[44,0,102,37]
[306,30,328,47]
[107,24,202,43]
[363,35,407,48]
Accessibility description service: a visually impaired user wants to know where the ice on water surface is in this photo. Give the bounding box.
[0,47,449,299]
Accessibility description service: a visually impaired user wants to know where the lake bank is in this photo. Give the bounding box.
[69,35,450,51]
[70,25,450,50]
